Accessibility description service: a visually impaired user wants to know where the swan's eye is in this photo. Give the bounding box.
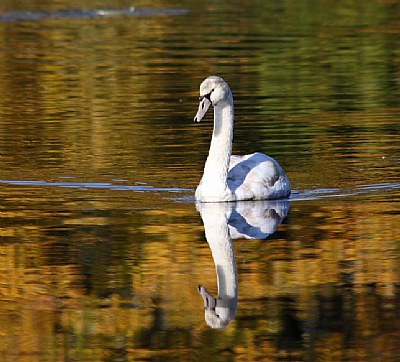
[205,91,213,101]
[199,89,214,103]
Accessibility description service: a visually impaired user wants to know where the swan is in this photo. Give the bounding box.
[194,76,290,202]
[196,200,289,329]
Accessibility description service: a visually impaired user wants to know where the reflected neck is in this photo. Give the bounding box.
[201,205,237,300]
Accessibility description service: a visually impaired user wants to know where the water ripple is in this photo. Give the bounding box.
[291,182,400,201]
[1,179,398,201]
[0,179,190,193]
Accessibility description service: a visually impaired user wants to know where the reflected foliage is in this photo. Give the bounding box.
[0,189,399,360]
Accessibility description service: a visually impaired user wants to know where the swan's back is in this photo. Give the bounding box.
[227,152,290,200]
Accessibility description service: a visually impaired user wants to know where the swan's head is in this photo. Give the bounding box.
[197,285,237,329]
[194,76,233,122]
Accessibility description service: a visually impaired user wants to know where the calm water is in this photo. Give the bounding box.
[0,0,399,361]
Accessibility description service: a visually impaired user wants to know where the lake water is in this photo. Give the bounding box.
[0,0,399,361]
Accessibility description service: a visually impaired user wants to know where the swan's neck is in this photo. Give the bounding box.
[202,206,237,301]
[202,102,234,197]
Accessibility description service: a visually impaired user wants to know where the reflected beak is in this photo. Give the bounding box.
[197,285,216,310]
[194,96,212,122]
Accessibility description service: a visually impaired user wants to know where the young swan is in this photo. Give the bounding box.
[194,76,290,202]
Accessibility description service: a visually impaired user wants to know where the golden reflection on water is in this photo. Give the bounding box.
[0,186,399,360]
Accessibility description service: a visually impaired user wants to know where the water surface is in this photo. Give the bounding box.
[0,0,399,360]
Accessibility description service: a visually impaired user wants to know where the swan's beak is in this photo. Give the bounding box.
[197,285,216,310]
[194,96,212,122]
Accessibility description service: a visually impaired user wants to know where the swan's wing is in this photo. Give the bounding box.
[228,155,245,169]
[228,152,281,187]
[228,153,290,200]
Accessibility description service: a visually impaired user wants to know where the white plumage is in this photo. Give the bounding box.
[194,76,290,202]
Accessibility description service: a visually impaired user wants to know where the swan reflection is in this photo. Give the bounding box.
[197,200,289,329]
